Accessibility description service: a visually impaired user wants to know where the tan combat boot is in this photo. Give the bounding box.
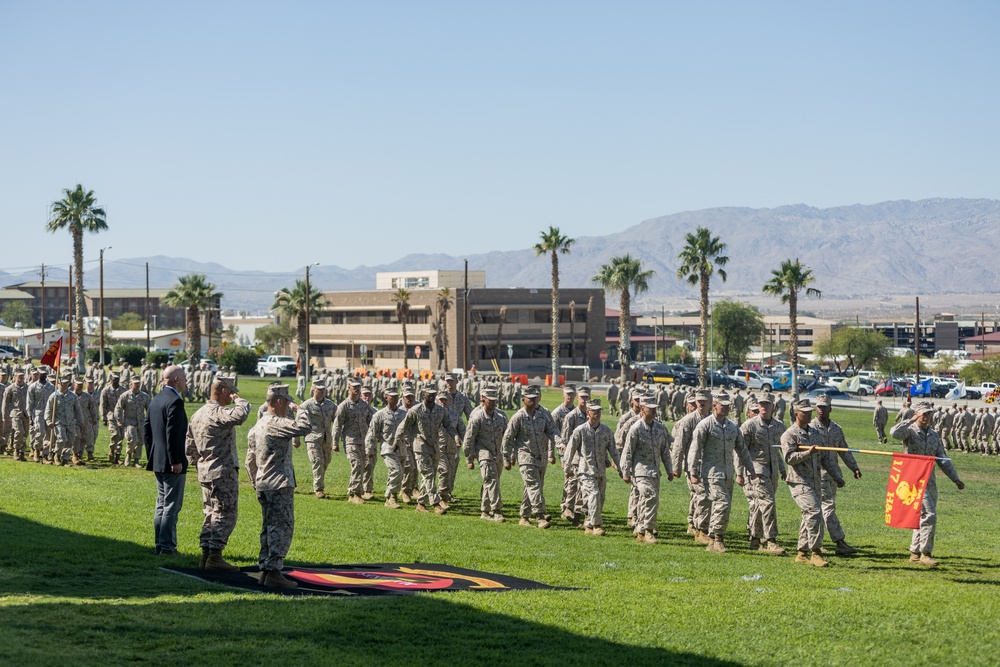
[762,540,786,555]
[642,531,658,545]
[492,513,506,523]
[537,519,551,529]
[584,526,594,535]
[835,539,858,555]
[795,550,811,564]
[72,454,84,466]
[693,530,711,546]
[519,517,532,527]
[348,495,364,505]
[314,491,328,499]
[809,552,829,568]
[362,492,375,501]
[261,570,298,590]
[399,491,411,504]
[909,552,921,564]
[205,549,240,572]
[434,502,448,515]
[415,503,430,513]
[480,512,492,521]
[592,527,606,537]
[199,548,209,570]
[748,537,761,551]
[385,495,400,509]
[686,524,695,535]
[919,553,939,568]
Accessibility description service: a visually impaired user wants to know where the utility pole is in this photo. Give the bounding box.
[463,259,469,371]
[915,297,921,388]
[304,262,319,383]
[39,263,46,335]
[145,262,151,354]
[99,247,111,367]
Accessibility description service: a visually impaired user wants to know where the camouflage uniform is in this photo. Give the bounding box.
[368,402,407,501]
[26,378,55,459]
[186,397,251,550]
[44,385,83,464]
[781,422,842,554]
[566,418,618,530]
[889,418,963,557]
[0,376,8,454]
[74,386,99,458]
[689,414,754,543]
[300,394,337,495]
[739,414,787,544]
[670,407,708,533]
[3,377,29,460]
[395,398,457,509]
[246,408,312,572]
[463,403,508,517]
[501,403,558,522]
[100,381,127,462]
[559,404,589,519]
[873,403,889,443]
[620,417,671,536]
[810,416,859,546]
[435,398,465,502]
[333,396,372,499]
[115,387,151,467]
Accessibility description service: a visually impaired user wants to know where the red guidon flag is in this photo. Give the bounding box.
[40,336,63,371]
[884,453,936,529]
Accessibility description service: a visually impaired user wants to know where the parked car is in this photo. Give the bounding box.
[257,355,297,377]
[730,369,773,391]
[805,387,851,401]
[0,344,23,359]
[705,371,746,390]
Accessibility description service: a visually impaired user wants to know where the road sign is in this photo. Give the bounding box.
[359,344,368,356]
[414,345,422,358]
[507,344,513,358]
[599,350,608,362]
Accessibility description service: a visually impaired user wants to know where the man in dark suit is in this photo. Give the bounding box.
[144,364,189,555]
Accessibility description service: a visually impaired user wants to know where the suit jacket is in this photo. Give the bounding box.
[144,386,189,473]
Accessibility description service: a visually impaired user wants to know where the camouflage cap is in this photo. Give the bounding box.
[266,383,290,400]
[361,386,373,395]
[445,373,457,381]
[401,386,416,397]
[14,370,24,377]
[482,387,499,400]
[73,376,84,385]
[523,385,541,398]
[914,401,935,415]
[59,372,73,382]
[215,375,237,391]
[746,398,759,412]
[586,399,603,412]
[38,366,49,375]
[694,389,712,402]
[815,394,833,407]
[384,387,399,398]
[311,380,328,391]
[685,392,698,404]
[109,371,120,379]
[437,392,451,402]
[348,378,362,388]
[562,385,576,395]
[792,399,815,413]
[641,398,659,409]
[758,393,775,405]
[423,387,438,397]
[714,392,732,406]
[577,386,591,398]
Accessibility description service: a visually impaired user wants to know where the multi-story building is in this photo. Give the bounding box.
[305,271,604,375]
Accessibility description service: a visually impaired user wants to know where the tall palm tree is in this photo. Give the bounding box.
[762,259,821,399]
[391,288,411,369]
[436,287,453,370]
[534,226,575,384]
[593,254,655,382]
[272,279,327,376]
[676,227,729,387]
[585,295,594,370]
[46,184,108,373]
[162,274,222,367]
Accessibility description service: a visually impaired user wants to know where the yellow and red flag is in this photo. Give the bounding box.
[884,453,936,529]
[40,336,63,371]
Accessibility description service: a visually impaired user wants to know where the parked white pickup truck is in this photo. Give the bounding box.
[257,355,297,378]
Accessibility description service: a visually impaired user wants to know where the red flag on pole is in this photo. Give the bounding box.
[41,336,63,371]
[884,453,936,529]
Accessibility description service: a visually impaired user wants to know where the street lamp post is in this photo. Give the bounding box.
[304,263,319,383]
[99,246,111,367]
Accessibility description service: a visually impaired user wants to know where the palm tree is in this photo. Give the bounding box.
[46,184,108,373]
[762,259,821,399]
[391,288,411,369]
[436,287,453,370]
[593,254,655,383]
[162,274,222,367]
[534,226,575,385]
[677,227,729,387]
[585,296,594,370]
[272,279,327,376]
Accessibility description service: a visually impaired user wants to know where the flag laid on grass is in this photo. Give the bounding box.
[884,453,936,529]
[40,336,63,371]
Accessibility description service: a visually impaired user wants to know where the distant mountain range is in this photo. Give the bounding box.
[3,198,998,315]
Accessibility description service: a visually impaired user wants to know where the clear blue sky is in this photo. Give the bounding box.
[2,1,997,274]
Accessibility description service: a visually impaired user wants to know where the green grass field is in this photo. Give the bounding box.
[1,378,998,666]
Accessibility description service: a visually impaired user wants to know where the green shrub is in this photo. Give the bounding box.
[86,348,113,364]
[218,346,260,375]
[173,351,188,364]
[110,345,146,367]
[146,351,170,366]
